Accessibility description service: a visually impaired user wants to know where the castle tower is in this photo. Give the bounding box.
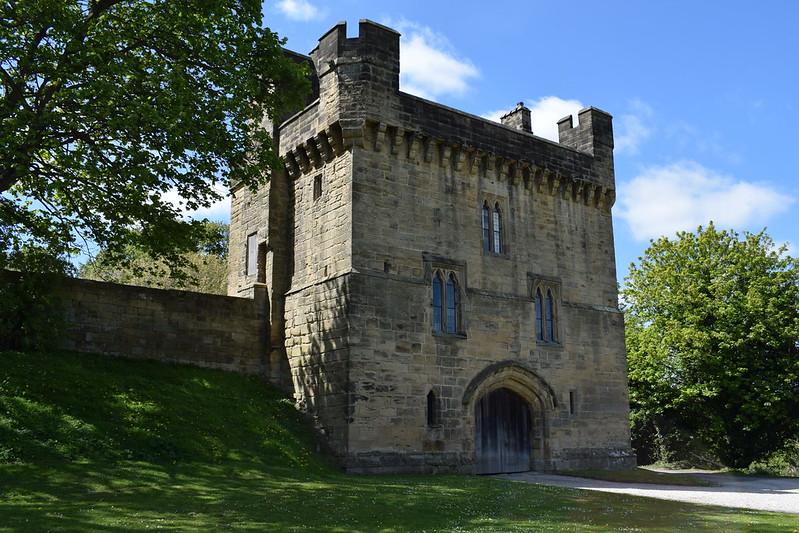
[228,20,634,473]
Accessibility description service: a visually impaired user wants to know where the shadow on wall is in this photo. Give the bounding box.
[288,275,352,457]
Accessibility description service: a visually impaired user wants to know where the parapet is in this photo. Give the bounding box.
[310,19,400,91]
[557,107,614,157]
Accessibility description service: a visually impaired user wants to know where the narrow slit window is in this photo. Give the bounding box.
[313,174,322,200]
[446,273,460,334]
[482,202,491,253]
[546,289,556,341]
[569,390,576,415]
[246,233,257,276]
[492,203,502,254]
[432,272,443,333]
[257,242,267,283]
[427,390,437,426]
[535,288,544,341]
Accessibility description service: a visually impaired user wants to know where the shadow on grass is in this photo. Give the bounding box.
[2,460,798,532]
[1,351,798,531]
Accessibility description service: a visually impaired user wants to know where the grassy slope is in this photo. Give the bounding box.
[1,351,797,532]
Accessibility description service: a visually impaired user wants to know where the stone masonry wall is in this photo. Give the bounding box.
[228,181,270,298]
[345,140,632,472]
[284,275,351,457]
[280,142,354,456]
[236,19,634,473]
[5,274,270,376]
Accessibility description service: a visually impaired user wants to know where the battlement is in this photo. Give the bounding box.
[310,20,400,91]
[276,21,617,201]
[557,107,613,154]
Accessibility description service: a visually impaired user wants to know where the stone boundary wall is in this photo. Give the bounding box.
[3,272,272,377]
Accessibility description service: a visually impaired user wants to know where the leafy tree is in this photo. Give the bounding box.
[0,244,73,350]
[624,224,799,467]
[1,0,307,273]
[80,221,229,295]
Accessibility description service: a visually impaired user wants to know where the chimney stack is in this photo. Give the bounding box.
[500,102,532,133]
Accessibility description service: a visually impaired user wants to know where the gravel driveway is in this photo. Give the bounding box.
[498,470,799,514]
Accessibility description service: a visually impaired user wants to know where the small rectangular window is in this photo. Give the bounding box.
[569,390,576,415]
[246,232,257,275]
[313,174,322,200]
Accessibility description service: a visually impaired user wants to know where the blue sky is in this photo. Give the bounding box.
[199,0,799,282]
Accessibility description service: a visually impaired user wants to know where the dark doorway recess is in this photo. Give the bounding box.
[475,387,532,474]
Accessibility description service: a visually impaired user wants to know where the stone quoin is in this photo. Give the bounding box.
[228,19,635,474]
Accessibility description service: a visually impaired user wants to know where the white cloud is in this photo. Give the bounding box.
[615,99,653,154]
[276,0,322,22]
[618,161,791,241]
[481,109,506,123]
[162,184,230,223]
[483,97,654,151]
[528,97,584,142]
[391,21,478,100]
[482,96,584,142]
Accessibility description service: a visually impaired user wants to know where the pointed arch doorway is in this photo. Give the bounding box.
[463,361,557,475]
[475,387,532,474]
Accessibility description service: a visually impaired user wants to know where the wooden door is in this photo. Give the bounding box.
[475,388,532,474]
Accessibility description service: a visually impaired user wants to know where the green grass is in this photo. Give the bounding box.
[1,350,798,532]
[563,467,714,487]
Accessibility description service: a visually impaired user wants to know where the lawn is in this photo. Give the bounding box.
[1,350,797,532]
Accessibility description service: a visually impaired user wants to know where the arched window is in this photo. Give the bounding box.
[446,273,460,334]
[481,202,491,253]
[427,390,437,426]
[535,288,544,341]
[546,289,556,341]
[492,203,502,254]
[432,272,443,333]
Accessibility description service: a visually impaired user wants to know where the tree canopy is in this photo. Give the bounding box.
[624,224,799,467]
[1,0,307,273]
[79,221,229,294]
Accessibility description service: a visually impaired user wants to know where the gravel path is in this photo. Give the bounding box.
[498,470,799,514]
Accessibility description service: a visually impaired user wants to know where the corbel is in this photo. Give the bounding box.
[511,163,524,186]
[305,138,322,168]
[391,126,405,156]
[423,136,434,163]
[453,146,466,173]
[315,132,334,163]
[496,157,510,181]
[339,118,364,149]
[373,122,387,152]
[407,131,422,162]
[532,166,545,193]
[592,184,604,208]
[284,151,300,179]
[604,188,616,210]
[326,124,345,156]
[439,143,452,168]
[548,171,561,196]
[571,179,584,202]
[296,145,311,174]
[486,153,496,179]
[469,149,483,176]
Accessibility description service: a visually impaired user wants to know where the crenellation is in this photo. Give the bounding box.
[227,19,633,474]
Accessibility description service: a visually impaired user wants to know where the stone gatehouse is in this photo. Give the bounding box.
[228,20,635,473]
